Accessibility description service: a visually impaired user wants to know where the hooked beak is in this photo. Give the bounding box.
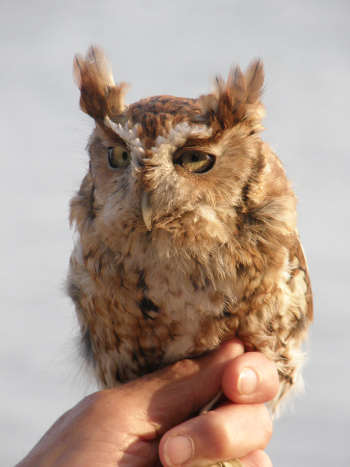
[141,192,153,231]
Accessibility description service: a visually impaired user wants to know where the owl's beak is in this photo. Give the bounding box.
[141,192,153,231]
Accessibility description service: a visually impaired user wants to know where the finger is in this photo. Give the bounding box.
[222,352,279,404]
[159,403,273,467]
[110,339,244,435]
[240,449,273,467]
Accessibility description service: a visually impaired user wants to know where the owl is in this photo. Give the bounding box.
[67,46,313,464]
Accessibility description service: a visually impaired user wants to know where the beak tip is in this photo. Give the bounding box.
[141,192,153,231]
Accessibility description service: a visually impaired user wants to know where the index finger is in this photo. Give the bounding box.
[113,339,245,437]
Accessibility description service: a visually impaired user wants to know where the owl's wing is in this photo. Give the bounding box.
[288,231,313,322]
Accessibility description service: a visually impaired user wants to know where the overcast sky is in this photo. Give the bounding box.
[1,1,349,465]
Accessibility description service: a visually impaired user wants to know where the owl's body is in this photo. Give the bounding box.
[68,47,312,414]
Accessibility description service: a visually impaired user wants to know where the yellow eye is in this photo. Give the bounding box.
[179,150,215,173]
[108,146,131,168]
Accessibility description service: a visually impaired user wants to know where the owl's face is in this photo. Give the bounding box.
[72,47,267,254]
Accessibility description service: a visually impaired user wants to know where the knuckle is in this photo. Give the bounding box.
[164,358,199,380]
[241,449,273,467]
[82,390,104,407]
[202,411,236,458]
[256,405,273,445]
[81,389,113,414]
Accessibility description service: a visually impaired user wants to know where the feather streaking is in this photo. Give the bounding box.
[67,46,313,467]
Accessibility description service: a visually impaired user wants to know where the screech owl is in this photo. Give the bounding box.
[67,46,313,462]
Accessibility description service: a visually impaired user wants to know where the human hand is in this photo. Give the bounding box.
[16,339,278,467]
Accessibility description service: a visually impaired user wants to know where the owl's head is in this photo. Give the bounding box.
[71,47,281,253]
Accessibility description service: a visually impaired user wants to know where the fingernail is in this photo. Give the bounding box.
[163,435,194,466]
[237,367,258,395]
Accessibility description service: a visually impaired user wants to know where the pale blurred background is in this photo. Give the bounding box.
[1,1,349,465]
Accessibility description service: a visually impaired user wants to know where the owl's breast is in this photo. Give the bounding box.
[70,214,244,387]
[70,192,305,390]
[117,233,238,368]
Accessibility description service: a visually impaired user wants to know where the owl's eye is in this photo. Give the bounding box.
[108,146,131,169]
[178,150,215,174]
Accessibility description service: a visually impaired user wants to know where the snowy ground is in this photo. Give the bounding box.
[1,1,349,465]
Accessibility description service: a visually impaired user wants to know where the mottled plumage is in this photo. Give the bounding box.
[68,46,313,465]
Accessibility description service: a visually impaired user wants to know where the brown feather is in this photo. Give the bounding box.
[68,49,313,456]
[73,46,129,122]
[197,60,265,133]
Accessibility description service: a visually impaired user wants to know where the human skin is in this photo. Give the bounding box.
[16,339,279,467]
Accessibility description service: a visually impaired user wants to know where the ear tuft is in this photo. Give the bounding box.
[198,59,265,132]
[243,59,265,105]
[73,46,130,122]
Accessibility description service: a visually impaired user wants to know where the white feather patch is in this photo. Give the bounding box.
[104,117,145,167]
[154,122,213,157]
